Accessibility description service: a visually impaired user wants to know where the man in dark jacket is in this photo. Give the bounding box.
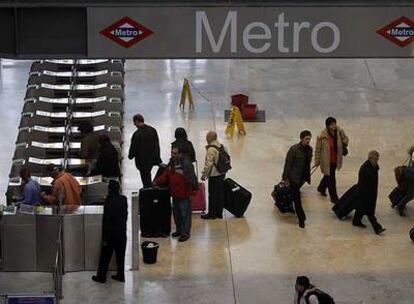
[128,114,162,188]
[154,146,198,242]
[78,121,100,172]
[92,180,128,283]
[352,150,386,235]
[282,130,313,228]
[93,134,121,178]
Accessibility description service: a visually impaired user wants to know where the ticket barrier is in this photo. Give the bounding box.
[19,110,123,129]
[0,205,116,272]
[23,96,124,114]
[27,73,124,87]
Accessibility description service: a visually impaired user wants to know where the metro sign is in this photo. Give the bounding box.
[100,16,153,48]
[377,16,414,47]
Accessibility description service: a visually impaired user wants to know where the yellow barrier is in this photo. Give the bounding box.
[179,78,195,111]
[225,106,246,138]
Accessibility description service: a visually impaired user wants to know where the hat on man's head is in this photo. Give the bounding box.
[296,276,310,288]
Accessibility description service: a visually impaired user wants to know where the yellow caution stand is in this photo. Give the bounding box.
[225,106,246,138]
[179,78,195,111]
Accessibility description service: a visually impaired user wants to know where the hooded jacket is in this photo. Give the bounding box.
[154,158,198,199]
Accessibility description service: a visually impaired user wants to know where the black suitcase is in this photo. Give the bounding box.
[332,184,359,219]
[139,187,171,237]
[272,183,294,214]
[223,178,252,217]
[389,186,405,207]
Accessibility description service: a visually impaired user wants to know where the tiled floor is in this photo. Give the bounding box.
[1,58,414,303]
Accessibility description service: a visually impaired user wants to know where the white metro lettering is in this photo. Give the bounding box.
[196,11,341,54]
[114,28,139,38]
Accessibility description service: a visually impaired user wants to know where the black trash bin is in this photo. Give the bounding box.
[141,241,159,264]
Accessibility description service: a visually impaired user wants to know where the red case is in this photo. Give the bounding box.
[242,103,258,119]
[231,94,249,110]
[190,182,206,212]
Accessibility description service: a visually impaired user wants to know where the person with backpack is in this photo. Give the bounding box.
[201,131,231,220]
[171,127,196,163]
[282,130,313,228]
[314,117,349,204]
[294,276,335,304]
[154,146,198,242]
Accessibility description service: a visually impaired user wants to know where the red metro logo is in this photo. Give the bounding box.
[100,16,154,48]
[377,16,414,48]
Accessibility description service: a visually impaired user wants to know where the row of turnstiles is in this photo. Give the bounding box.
[1,59,127,272]
[6,59,126,205]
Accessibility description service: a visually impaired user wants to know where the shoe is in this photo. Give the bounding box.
[398,207,406,217]
[299,221,305,228]
[171,231,181,238]
[178,235,190,242]
[111,275,125,282]
[92,275,105,283]
[330,197,339,204]
[353,222,367,228]
[201,214,216,220]
[375,228,386,235]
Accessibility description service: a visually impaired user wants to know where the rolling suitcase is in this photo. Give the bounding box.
[139,187,171,237]
[190,161,206,212]
[332,184,359,219]
[223,178,252,217]
[271,182,294,214]
[190,182,206,212]
[389,186,405,207]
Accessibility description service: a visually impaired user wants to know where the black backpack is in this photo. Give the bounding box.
[305,289,335,304]
[208,145,231,174]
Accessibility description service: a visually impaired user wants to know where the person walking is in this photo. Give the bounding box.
[294,276,335,304]
[171,127,196,163]
[315,117,349,204]
[282,130,313,228]
[154,146,198,242]
[200,131,230,220]
[352,151,386,235]
[92,180,128,283]
[128,114,162,188]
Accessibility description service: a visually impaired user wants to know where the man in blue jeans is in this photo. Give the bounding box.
[154,147,198,242]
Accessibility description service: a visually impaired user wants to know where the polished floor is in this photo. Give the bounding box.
[1,58,414,303]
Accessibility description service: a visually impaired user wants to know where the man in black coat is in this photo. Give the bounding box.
[282,130,313,228]
[128,114,162,188]
[352,150,386,235]
[92,134,121,178]
[92,180,128,283]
